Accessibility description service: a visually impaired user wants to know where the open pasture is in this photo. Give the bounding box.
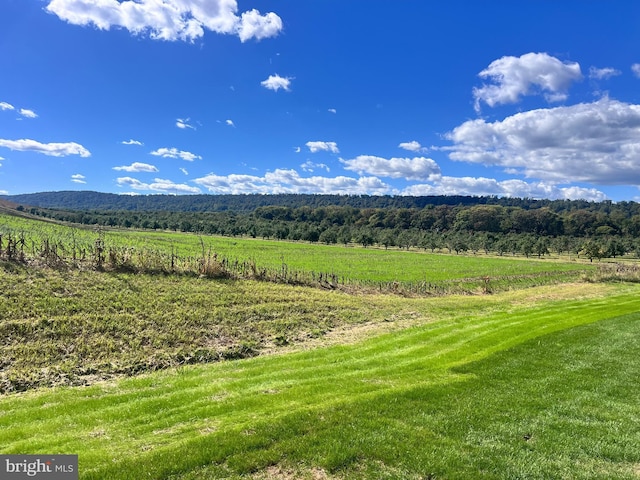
[0,213,592,291]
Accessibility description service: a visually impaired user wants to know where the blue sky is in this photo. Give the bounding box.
[3,1,640,201]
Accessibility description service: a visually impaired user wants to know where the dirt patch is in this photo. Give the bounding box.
[253,465,333,480]
[262,310,427,356]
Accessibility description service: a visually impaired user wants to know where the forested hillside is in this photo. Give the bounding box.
[4,191,640,262]
[5,190,635,213]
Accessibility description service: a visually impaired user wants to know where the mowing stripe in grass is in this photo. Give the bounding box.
[1,286,639,478]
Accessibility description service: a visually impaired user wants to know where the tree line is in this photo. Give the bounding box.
[16,201,640,262]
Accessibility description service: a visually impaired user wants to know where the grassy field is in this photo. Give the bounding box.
[2,211,640,478]
[1,281,639,479]
[0,212,592,293]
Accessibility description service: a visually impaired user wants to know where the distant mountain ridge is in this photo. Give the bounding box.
[0,190,613,213]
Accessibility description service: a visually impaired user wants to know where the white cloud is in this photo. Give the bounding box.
[0,190,8,195]
[71,173,86,184]
[294,147,301,153]
[589,66,621,80]
[225,119,235,127]
[261,74,292,92]
[19,108,38,119]
[402,177,607,202]
[176,118,196,129]
[150,147,202,161]
[446,97,640,185]
[632,64,640,78]
[116,176,201,194]
[236,8,282,42]
[398,140,427,153]
[301,161,329,173]
[328,108,337,114]
[122,139,143,145]
[180,167,189,175]
[306,141,339,153]
[341,155,441,182]
[113,162,159,173]
[194,169,392,195]
[0,102,15,111]
[45,0,282,43]
[473,52,582,111]
[0,138,90,157]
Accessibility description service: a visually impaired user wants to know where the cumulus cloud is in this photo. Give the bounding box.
[122,139,143,145]
[116,176,201,194]
[473,52,582,111]
[71,173,86,184]
[261,74,292,92]
[402,177,607,202]
[194,169,391,195]
[113,162,159,173]
[341,155,441,182]
[0,138,90,157]
[301,161,329,173]
[306,141,339,153]
[45,0,282,43]
[225,119,235,127]
[0,102,15,111]
[398,140,427,153]
[632,64,640,78]
[446,98,640,185]
[589,66,621,80]
[150,147,202,161]
[236,8,283,42]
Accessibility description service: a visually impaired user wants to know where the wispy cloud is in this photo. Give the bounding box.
[632,64,640,78]
[588,66,621,80]
[150,147,202,161]
[0,138,90,157]
[113,162,159,173]
[71,173,86,184]
[121,139,143,146]
[301,161,329,173]
[261,74,293,92]
[45,0,282,43]
[328,108,337,114]
[0,103,37,118]
[18,108,38,119]
[176,118,196,130]
[225,119,235,127]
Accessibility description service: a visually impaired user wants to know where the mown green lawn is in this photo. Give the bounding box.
[2,282,639,479]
